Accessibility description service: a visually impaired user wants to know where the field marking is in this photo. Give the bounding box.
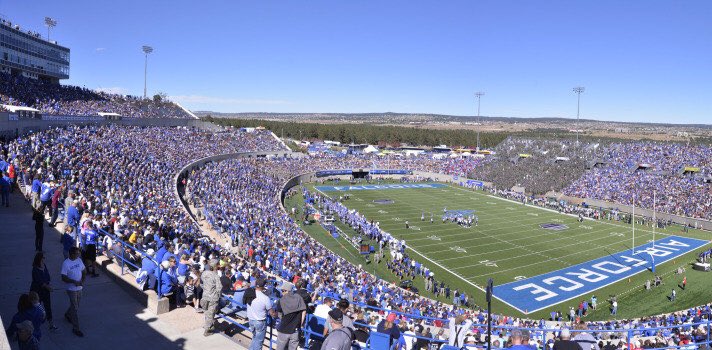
[380,187,577,313]
[417,221,596,249]
[431,225,619,261]
[307,183,702,315]
[410,214,584,247]
[449,246,467,253]
[355,186,614,263]
[466,187,673,238]
[380,188,580,270]
[313,186,333,199]
[460,232,653,279]
[377,214,520,238]
[491,236,710,314]
[435,186,672,273]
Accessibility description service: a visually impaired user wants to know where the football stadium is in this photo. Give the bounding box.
[1,3,711,350]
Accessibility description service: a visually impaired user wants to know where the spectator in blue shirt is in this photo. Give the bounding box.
[39,181,55,214]
[66,200,80,233]
[61,226,76,259]
[141,249,158,291]
[158,260,177,300]
[82,222,100,277]
[155,243,170,263]
[30,176,42,209]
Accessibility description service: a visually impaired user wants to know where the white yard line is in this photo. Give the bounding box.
[434,226,622,262]
[452,185,673,238]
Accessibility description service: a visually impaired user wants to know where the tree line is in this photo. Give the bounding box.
[206,117,508,149]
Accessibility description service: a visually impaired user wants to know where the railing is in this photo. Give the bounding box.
[94,227,158,275]
[212,285,712,350]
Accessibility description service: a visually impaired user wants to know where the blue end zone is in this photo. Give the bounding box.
[315,183,447,192]
[493,236,709,314]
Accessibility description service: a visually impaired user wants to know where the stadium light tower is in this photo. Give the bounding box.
[44,17,57,41]
[142,45,153,99]
[475,92,485,150]
[573,86,585,145]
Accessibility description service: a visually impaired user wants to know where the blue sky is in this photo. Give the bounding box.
[2,1,711,124]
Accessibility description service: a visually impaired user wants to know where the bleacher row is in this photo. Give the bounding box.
[0,73,193,118]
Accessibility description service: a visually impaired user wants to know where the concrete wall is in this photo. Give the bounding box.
[0,112,219,138]
[413,171,493,188]
[174,150,300,225]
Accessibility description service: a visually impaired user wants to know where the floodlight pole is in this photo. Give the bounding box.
[142,45,153,99]
[573,87,585,145]
[44,17,57,41]
[475,92,485,150]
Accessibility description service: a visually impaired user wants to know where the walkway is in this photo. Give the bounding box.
[0,191,240,350]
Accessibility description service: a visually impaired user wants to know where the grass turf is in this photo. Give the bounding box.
[284,181,711,321]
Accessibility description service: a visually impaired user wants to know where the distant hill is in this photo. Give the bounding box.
[193,111,711,129]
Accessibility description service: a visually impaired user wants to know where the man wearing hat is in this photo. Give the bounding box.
[335,299,354,334]
[247,278,274,350]
[201,258,224,336]
[321,309,353,350]
[274,281,306,350]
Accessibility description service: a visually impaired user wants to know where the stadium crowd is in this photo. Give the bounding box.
[2,125,712,349]
[186,154,712,350]
[1,125,286,341]
[564,142,712,220]
[187,157,465,320]
[0,73,192,118]
[468,138,599,195]
[469,137,600,194]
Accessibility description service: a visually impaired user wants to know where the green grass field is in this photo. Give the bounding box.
[284,182,711,321]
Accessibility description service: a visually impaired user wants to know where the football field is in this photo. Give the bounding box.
[302,182,710,319]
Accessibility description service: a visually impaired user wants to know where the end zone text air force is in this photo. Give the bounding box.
[493,236,708,313]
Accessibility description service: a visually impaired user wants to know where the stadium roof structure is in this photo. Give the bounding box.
[2,104,40,113]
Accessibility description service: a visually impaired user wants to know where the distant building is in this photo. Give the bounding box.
[347,143,369,154]
[400,146,425,156]
[0,18,70,83]
[432,145,452,153]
